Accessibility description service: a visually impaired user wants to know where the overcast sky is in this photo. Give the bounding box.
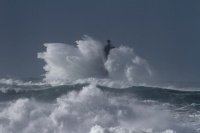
[0,0,199,81]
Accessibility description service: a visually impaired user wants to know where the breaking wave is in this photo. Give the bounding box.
[0,36,200,133]
[37,35,152,87]
[0,82,199,133]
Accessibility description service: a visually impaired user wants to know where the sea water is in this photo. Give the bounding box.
[0,36,199,133]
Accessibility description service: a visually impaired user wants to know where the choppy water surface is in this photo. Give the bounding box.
[0,36,199,133]
[0,78,200,133]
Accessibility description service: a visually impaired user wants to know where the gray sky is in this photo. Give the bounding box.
[0,0,199,81]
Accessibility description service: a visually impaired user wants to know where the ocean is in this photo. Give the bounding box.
[0,78,200,133]
[0,36,199,133]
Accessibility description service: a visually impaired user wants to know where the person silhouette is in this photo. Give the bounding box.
[104,39,115,60]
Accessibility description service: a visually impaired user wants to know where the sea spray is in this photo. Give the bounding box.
[105,45,152,84]
[1,36,199,133]
[0,78,199,132]
[0,84,180,133]
[37,36,108,81]
[38,35,152,86]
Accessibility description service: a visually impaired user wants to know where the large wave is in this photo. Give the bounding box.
[1,36,200,133]
[1,84,196,133]
[37,35,152,87]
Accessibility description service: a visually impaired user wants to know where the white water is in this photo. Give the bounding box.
[0,36,199,133]
[37,35,152,87]
[0,84,179,133]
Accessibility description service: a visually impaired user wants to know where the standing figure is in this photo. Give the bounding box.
[104,39,115,60]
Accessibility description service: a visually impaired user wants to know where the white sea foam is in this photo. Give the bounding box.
[0,78,46,86]
[0,36,199,133]
[37,35,152,87]
[0,84,182,133]
[0,78,48,93]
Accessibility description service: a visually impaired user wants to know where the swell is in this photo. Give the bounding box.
[0,84,200,132]
[1,83,200,106]
[99,86,200,104]
[0,84,86,102]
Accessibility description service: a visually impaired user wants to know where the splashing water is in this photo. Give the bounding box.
[0,36,199,133]
[37,35,152,86]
